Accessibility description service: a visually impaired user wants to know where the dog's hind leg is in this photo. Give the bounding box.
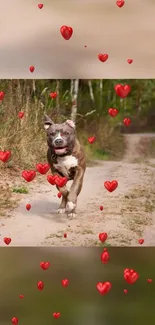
[56,185,69,214]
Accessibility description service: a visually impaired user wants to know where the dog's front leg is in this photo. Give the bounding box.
[56,185,69,214]
[66,166,85,218]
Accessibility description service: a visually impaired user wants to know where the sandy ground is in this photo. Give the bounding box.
[0,133,155,247]
[1,0,155,78]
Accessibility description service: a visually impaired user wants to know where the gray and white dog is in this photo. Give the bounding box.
[44,114,86,218]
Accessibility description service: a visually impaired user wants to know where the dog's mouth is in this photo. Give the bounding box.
[54,146,68,154]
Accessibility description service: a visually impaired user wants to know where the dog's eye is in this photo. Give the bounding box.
[50,132,55,136]
[63,131,69,136]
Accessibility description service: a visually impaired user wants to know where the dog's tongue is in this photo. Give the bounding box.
[54,147,67,154]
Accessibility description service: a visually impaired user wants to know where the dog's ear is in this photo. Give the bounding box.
[65,120,76,129]
[44,114,54,130]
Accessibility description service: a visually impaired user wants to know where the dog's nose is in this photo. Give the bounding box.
[55,138,63,146]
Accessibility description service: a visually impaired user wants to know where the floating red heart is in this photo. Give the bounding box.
[60,25,73,40]
[124,268,139,284]
[138,238,144,245]
[0,91,5,100]
[124,289,128,294]
[37,281,44,290]
[26,204,31,211]
[96,281,112,295]
[123,118,131,127]
[61,278,69,287]
[55,176,68,187]
[100,205,103,211]
[36,163,50,175]
[108,108,118,117]
[53,312,61,319]
[50,92,57,99]
[98,53,108,62]
[104,180,118,192]
[22,170,36,182]
[114,84,131,98]
[38,4,43,9]
[4,237,11,245]
[100,248,110,264]
[99,232,107,243]
[47,174,58,185]
[127,59,133,64]
[0,150,11,162]
[147,278,152,283]
[88,136,96,144]
[18,111,24,119]
[64,233,67,238]
[116,0,125,7]
[12,317,18,325]
[57,191,62,198]
[19,295,24,299]
[29,66,35,73]
[40,261,50,270]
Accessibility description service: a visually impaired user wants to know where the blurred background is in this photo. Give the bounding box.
[0,247,155,325]
[1,0,155,78]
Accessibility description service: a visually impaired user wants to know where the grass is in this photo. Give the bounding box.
[12,186,29,194]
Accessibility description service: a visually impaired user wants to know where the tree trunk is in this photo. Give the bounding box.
[88,80,95,105]
[71,79,79,122]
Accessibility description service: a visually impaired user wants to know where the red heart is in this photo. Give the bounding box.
[100,205,103,211]
[96,281,112,295]
[124,269,139,284]
[50,92,57,99]
[3,237,11,245]
[98,53,108,62]
[88,136,96,144]
[0,91,5,100]
[37,281,44,290]
[61,278,69,287]
[12,317,18,325]
[100,249,110,264]
[108,108,118,117]
[116,0,125,7]
[147,278,152,283]
[57,191,62,198]
[29,66,35,73]
[124,117,131,127]
[18,111,24,118]
[127,59,133,64]
[99,232,107,243]
[53,312,61,319]
[47,174,59,185]
[40,261,50,270]
[36,163,50,175]
[124,289,128,294]
[138,238,144,245]
[19,295,24,299]
[38,4,43,9]
[60,25,73,40]
[104,180,118,192]
[26,204,31,211]
[0,150,11,162]
[22,170,36,182]
[55,176,68,187]
[114,84,131,98]
[64,233,67,238]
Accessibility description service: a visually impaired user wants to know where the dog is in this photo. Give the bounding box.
[44,114,86,217]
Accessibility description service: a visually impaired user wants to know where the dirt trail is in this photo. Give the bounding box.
[0,133,155,247]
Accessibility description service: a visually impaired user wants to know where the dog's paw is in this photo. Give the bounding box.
[67,212,76,219]
[56,208,66,214]
[66,201,76,212]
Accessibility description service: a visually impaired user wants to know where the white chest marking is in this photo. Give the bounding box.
[53,155,78,177]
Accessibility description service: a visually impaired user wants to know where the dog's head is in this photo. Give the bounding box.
[44,115,76,156]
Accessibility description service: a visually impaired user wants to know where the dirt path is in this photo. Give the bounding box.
[0,133,155,247]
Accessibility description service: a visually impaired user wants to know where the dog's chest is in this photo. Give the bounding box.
[53,155,78,178]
